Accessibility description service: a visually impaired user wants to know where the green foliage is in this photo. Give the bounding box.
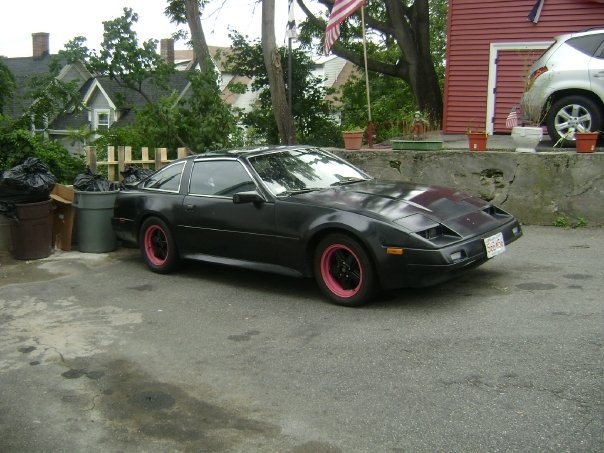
[0,58,16,114]
[553,216,589,229]
[297,0,447,123]
[224,32,340,146]
[88,8,174,95]
[91,68,240,154]
[0,116,85,183]
[338,72,427,142]
[178,68,241,151]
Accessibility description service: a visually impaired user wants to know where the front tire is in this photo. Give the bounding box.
[313,234,376,307]
[546,95,602,147]
[139,217,179,273]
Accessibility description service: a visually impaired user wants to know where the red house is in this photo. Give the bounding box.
[443,0,604,134]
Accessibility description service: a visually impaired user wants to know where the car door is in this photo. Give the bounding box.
[176,158,281,264]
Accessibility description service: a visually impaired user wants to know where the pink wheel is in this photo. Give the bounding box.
[139,217,179,273]
[314,234,375,306]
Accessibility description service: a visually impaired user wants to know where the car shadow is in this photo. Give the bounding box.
[121,248,507,311]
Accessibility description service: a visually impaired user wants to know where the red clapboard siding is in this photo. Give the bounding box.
[444,0,604,134]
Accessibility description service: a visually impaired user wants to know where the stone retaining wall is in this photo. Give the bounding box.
[333,149,604,227]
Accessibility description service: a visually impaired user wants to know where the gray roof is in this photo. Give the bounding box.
[3,52,191,130]
[2,54,58,117]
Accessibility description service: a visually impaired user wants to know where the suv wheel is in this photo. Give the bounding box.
[546,95,602,147]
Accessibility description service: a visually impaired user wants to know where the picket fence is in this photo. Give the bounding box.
[85,146,189,181]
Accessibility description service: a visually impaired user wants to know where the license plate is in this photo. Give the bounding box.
[484,232,505,258]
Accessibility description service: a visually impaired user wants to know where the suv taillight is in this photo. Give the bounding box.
[526,66,548,90]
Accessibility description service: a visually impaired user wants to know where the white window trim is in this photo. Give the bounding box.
[486,41,552,134]
[94,109,111,130]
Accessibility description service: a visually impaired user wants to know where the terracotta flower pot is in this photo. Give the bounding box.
[342,130,364,150]
[575,132,598,153]
[467,132,488,151]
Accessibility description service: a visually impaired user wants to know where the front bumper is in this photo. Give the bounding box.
[377,220,523,290]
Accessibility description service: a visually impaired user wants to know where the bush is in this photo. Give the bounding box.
[0,117,85,184]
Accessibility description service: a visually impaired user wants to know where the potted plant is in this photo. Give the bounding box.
[466,124,488,151]
[509,101,545,153]
[575,130,599,153]
[341,127,365,150]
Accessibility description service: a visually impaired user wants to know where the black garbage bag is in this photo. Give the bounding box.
[0,157,56,204]
[73,168,119,192]
[0,201,16,219]
[120,165,154,188]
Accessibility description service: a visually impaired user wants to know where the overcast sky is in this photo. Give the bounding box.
[0,0,313,58]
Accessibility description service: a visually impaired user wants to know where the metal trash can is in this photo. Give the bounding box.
[73,190,119,253]
[10,199,54,260]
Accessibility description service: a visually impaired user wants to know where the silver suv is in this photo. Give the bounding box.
[521,28,604,146]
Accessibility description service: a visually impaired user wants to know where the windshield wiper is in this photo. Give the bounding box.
[277,188,322,196]
[330,177,369,186]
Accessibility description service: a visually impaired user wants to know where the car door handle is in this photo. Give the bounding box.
[594,72,604,78]
[185,204,195,211]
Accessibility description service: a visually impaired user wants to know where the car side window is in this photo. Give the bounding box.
[189,160,256,196]
[142,162,184,192]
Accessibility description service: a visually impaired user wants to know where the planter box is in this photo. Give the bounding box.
[391,140,443,151]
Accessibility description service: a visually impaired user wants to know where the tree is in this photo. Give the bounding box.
[262,0,295,144]
[297,0,445,124]
[224,32,340,146]
[164,0,212,71]
[0,58,16,115]
[88,8,174,103]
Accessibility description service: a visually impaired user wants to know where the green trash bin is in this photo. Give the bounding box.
[9,199,54,260]
[73,190,119,253]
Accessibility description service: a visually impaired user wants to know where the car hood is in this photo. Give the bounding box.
[291,180,503,234]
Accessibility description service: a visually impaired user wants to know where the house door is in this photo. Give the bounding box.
[487,42,551,134]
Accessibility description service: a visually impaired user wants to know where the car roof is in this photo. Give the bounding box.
[555,27,604,41]
[188,145,321,160]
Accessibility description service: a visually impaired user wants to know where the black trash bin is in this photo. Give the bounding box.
[10,199,54,260]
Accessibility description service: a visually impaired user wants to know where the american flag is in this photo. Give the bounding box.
[506,106,519,129]
[285,0,298,40]
[324,0,365,55]
[528,0,545,23]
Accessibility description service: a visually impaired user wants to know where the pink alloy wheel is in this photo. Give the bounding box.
[144,225,168,266]
[320,243,363,298]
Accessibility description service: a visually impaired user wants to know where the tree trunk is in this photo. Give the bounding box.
[297,0,443,124]
[262,0,295,144]
[184,0,212,71]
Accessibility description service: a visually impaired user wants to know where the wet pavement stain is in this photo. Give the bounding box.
[127,283,154,291]
[515,282,557,291]
[18,346,36,353]
[92,359,283,450]
[563,274,593,280]
[128,391,175,410]
[228,330,261,342]
[61,368,106,380]
[62,368,87,379]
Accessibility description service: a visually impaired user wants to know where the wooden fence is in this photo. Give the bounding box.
[86,146,189,181]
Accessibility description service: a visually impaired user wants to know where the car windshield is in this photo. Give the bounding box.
[248,149,370,196]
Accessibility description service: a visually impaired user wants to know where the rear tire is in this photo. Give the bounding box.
[139,217,179,273]
[546,95,602,146]
[313,234,376,307]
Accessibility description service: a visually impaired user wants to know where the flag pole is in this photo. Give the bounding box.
[360,6,373,148]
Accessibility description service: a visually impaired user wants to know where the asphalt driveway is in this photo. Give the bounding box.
[0,226,602,452]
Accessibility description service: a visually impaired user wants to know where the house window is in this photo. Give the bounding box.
[95,111,110,130]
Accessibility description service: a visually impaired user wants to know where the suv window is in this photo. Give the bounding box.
[142,162,184,192]
[189,160,256,196]
[566,33,604,57]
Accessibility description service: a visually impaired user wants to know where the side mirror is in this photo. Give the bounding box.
[233,190,265,204]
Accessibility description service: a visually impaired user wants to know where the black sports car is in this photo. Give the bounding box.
[112,146,522,306]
